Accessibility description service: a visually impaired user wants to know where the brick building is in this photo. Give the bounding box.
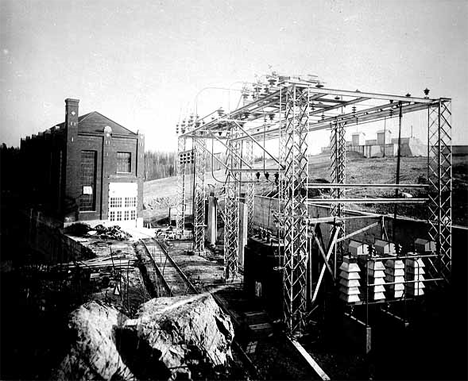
[20,98,144,227]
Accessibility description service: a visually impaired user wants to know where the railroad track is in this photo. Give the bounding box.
[136,238,328,380]
[136,238,261,378]
[138,238,198,297]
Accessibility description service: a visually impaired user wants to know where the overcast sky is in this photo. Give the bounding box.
[1,0,467,151]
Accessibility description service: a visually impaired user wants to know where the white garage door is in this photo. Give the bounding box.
[108,182,137,223]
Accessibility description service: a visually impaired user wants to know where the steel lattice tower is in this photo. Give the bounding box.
[281,85,309,335]
[176,136,187,233]
[330,121,346,217]
[193,137,206,254]
[243,139,255,236]
[224,124,241,280]
[330,121,347,256]
[428,99,452,281]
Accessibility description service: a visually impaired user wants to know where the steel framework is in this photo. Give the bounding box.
[243,139,255,236]
[224,124,242,280]
[280,86,310,334]
[330,121,346,218]
[193,137,206,254]
[428,99,452,281]
[176,136,188,233]
[177,74,453,336]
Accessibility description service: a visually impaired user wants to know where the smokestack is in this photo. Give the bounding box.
[65,98,79,130]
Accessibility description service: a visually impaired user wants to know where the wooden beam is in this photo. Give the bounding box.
[314,235,335,279]
[288,338,331,381]
[312,227,340,304]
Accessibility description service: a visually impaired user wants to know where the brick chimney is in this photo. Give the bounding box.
[65,98,79,133]
[64,98,80,221]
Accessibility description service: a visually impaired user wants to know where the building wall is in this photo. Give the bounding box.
[20,127,67,216]
[20,98,144,227]
[67,133,143,224]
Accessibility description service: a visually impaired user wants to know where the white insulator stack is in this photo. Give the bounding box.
[367,259,386,301]
[385,259,405,298]
[405,253,425,296]
[339,255,361,303]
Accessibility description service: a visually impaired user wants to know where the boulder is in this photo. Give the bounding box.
[126,294,234,379]
[52,301,134,380]
[53,293,234,380]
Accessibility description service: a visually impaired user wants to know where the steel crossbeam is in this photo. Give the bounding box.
[427,99,452,281]
[176,136,188,233]
[224,125,241,280]
[280,85,310,335]
[193,138,206,254]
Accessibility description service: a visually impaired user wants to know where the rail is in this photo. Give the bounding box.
[139,239,198,296]
[152,238,198,294]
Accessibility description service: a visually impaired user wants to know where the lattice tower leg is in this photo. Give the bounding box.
[330,121,346,255]
[243,140,255,236]
[281,85,309,336]
[224,126,241,280]
[176,136,187,233]
[193,138,206,255]
[427,100,452,281]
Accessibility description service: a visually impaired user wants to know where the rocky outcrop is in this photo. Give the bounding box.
[52,301,134,380]
[126,294,234,379]
[53,294,234,380]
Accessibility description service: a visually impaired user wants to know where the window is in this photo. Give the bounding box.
[130,210,136,220]
[116,210,122,221]
[117,152,131,173]
[80,151,97,211]
[124,210,130,221]
[110,197,123,208]
[125,197,137,208]
[109,211,116,221]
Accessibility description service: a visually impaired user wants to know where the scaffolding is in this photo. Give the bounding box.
[177,74,452,336]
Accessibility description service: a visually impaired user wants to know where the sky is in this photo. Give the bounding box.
[1,0,467,152]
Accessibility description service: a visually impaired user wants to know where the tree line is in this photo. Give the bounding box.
[144,151,177,181]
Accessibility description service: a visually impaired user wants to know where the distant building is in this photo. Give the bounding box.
[322,130,427,158]
[20,98,144,227]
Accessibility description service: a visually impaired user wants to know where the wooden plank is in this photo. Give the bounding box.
[289,338,331,381]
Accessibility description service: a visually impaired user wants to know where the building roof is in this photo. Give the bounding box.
[46,111,137,136]
[78,111,137,136]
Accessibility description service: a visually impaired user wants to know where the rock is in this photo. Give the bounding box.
[53,294,234,380]
[52,301,134,380]
[127,293,234,379]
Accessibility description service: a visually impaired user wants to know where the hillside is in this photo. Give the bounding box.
[144,154,468,226]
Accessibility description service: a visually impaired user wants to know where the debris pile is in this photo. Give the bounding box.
[92,225,132,240]
[53,294,234,380]
[64,223,132,241]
